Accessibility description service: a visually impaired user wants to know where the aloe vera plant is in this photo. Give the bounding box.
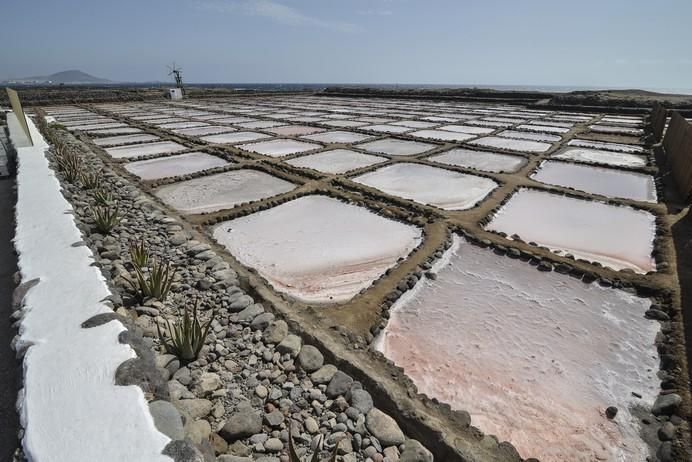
[129,239,150,268]
[90,205,122,234]
[127,258,174,301]
[93,188,113,206]
[288,425,341,462]
[80,170,101,190]
[55,148,82,183]
[157,299,215,362]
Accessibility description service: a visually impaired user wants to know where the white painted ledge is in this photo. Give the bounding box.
[9,113,171,462]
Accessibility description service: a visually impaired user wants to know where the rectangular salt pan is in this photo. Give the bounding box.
[430,148,527,173]
[376,236,658,462]
[485,189,655,273]
[124,152,230,180]
[201,132,271,144]
[239,139,321,157]
[552,147,647,168]
[105,141,188,159]
[154,169,295,214]
[516,124,570,134]
[92,134,159,147]
[87,127,142,136]
[439,125,494,135]
[362,124,412,134]
[354,163,497,210]
[568,139,645,154]
[173,126,236,136]
[497,130,561,143]
[409,130,477,142]
[212,195,422,303]
[286,149,387,174]
[302,131,373,144]
[532,161,657,202]
[357,138,436,156]
[267,125,325,136]
[469,136,551,153]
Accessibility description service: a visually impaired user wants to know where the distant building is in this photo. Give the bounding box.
[167,88,183,100]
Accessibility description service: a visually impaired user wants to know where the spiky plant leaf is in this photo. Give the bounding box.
[157,298,216,362]
[129,239,150,269]
[90,205,122,234]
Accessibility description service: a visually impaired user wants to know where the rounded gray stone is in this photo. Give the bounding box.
[277,334,302,357]
[263,320,288,344]
[350,389,374,414]
[326,371,354,398]
[149,400,184,440]
[220,403,263,442]
[400,439,434,462]
[298,345,324,372]
[366,408,405,447]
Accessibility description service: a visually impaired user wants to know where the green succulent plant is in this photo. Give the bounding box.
[157,299,216,362]
[127,258,174,302]
[129,239,150,268]
[90,205,122,234]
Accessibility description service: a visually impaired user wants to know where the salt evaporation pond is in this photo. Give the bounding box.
[375,236,658,462]
[430,148,527,173]
[517,123,570,134]
[86,127,142,136]
[485,189,656,273]
[212,195,422,303]
[552,147,647,168]
[568,139,645,154]
[239,139,322,157]
[357,138,436,156]
[469,136,552,153]
[439,125,494,135]
[154,170,295,214]
[201,131,271,144]
[124,152,230,180]
[354,163,497,210]
[391,120,438,129]
[105,141,187,159]
[286,149,387,174]
[268,125,325,136]
[497,130,561,143]
[302,130,373,144]
[363,124,412,134]
[92,134,159,147]
[173,126,236,136]
[532,161,657,202]
[409,130,477,142]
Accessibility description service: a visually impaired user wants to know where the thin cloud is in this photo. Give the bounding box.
[195,0,359,32]
[358,9,393,16]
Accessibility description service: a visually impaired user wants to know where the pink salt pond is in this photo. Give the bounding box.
[353,163,497,210]
[123,152,230,180]
[154,169,295,214]
[485,189,656,273]
[286,149,387,174]
[376,236,658,462]
[212,195,422,303]
[531,160,657,202]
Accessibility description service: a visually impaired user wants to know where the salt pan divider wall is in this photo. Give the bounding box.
[8,111,174,461]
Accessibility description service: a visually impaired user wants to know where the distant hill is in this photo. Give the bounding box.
[2,70,111,85]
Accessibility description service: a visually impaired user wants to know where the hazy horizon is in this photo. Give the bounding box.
[3,0,691,90]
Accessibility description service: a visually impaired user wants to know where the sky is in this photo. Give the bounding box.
[2,0,692,90]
